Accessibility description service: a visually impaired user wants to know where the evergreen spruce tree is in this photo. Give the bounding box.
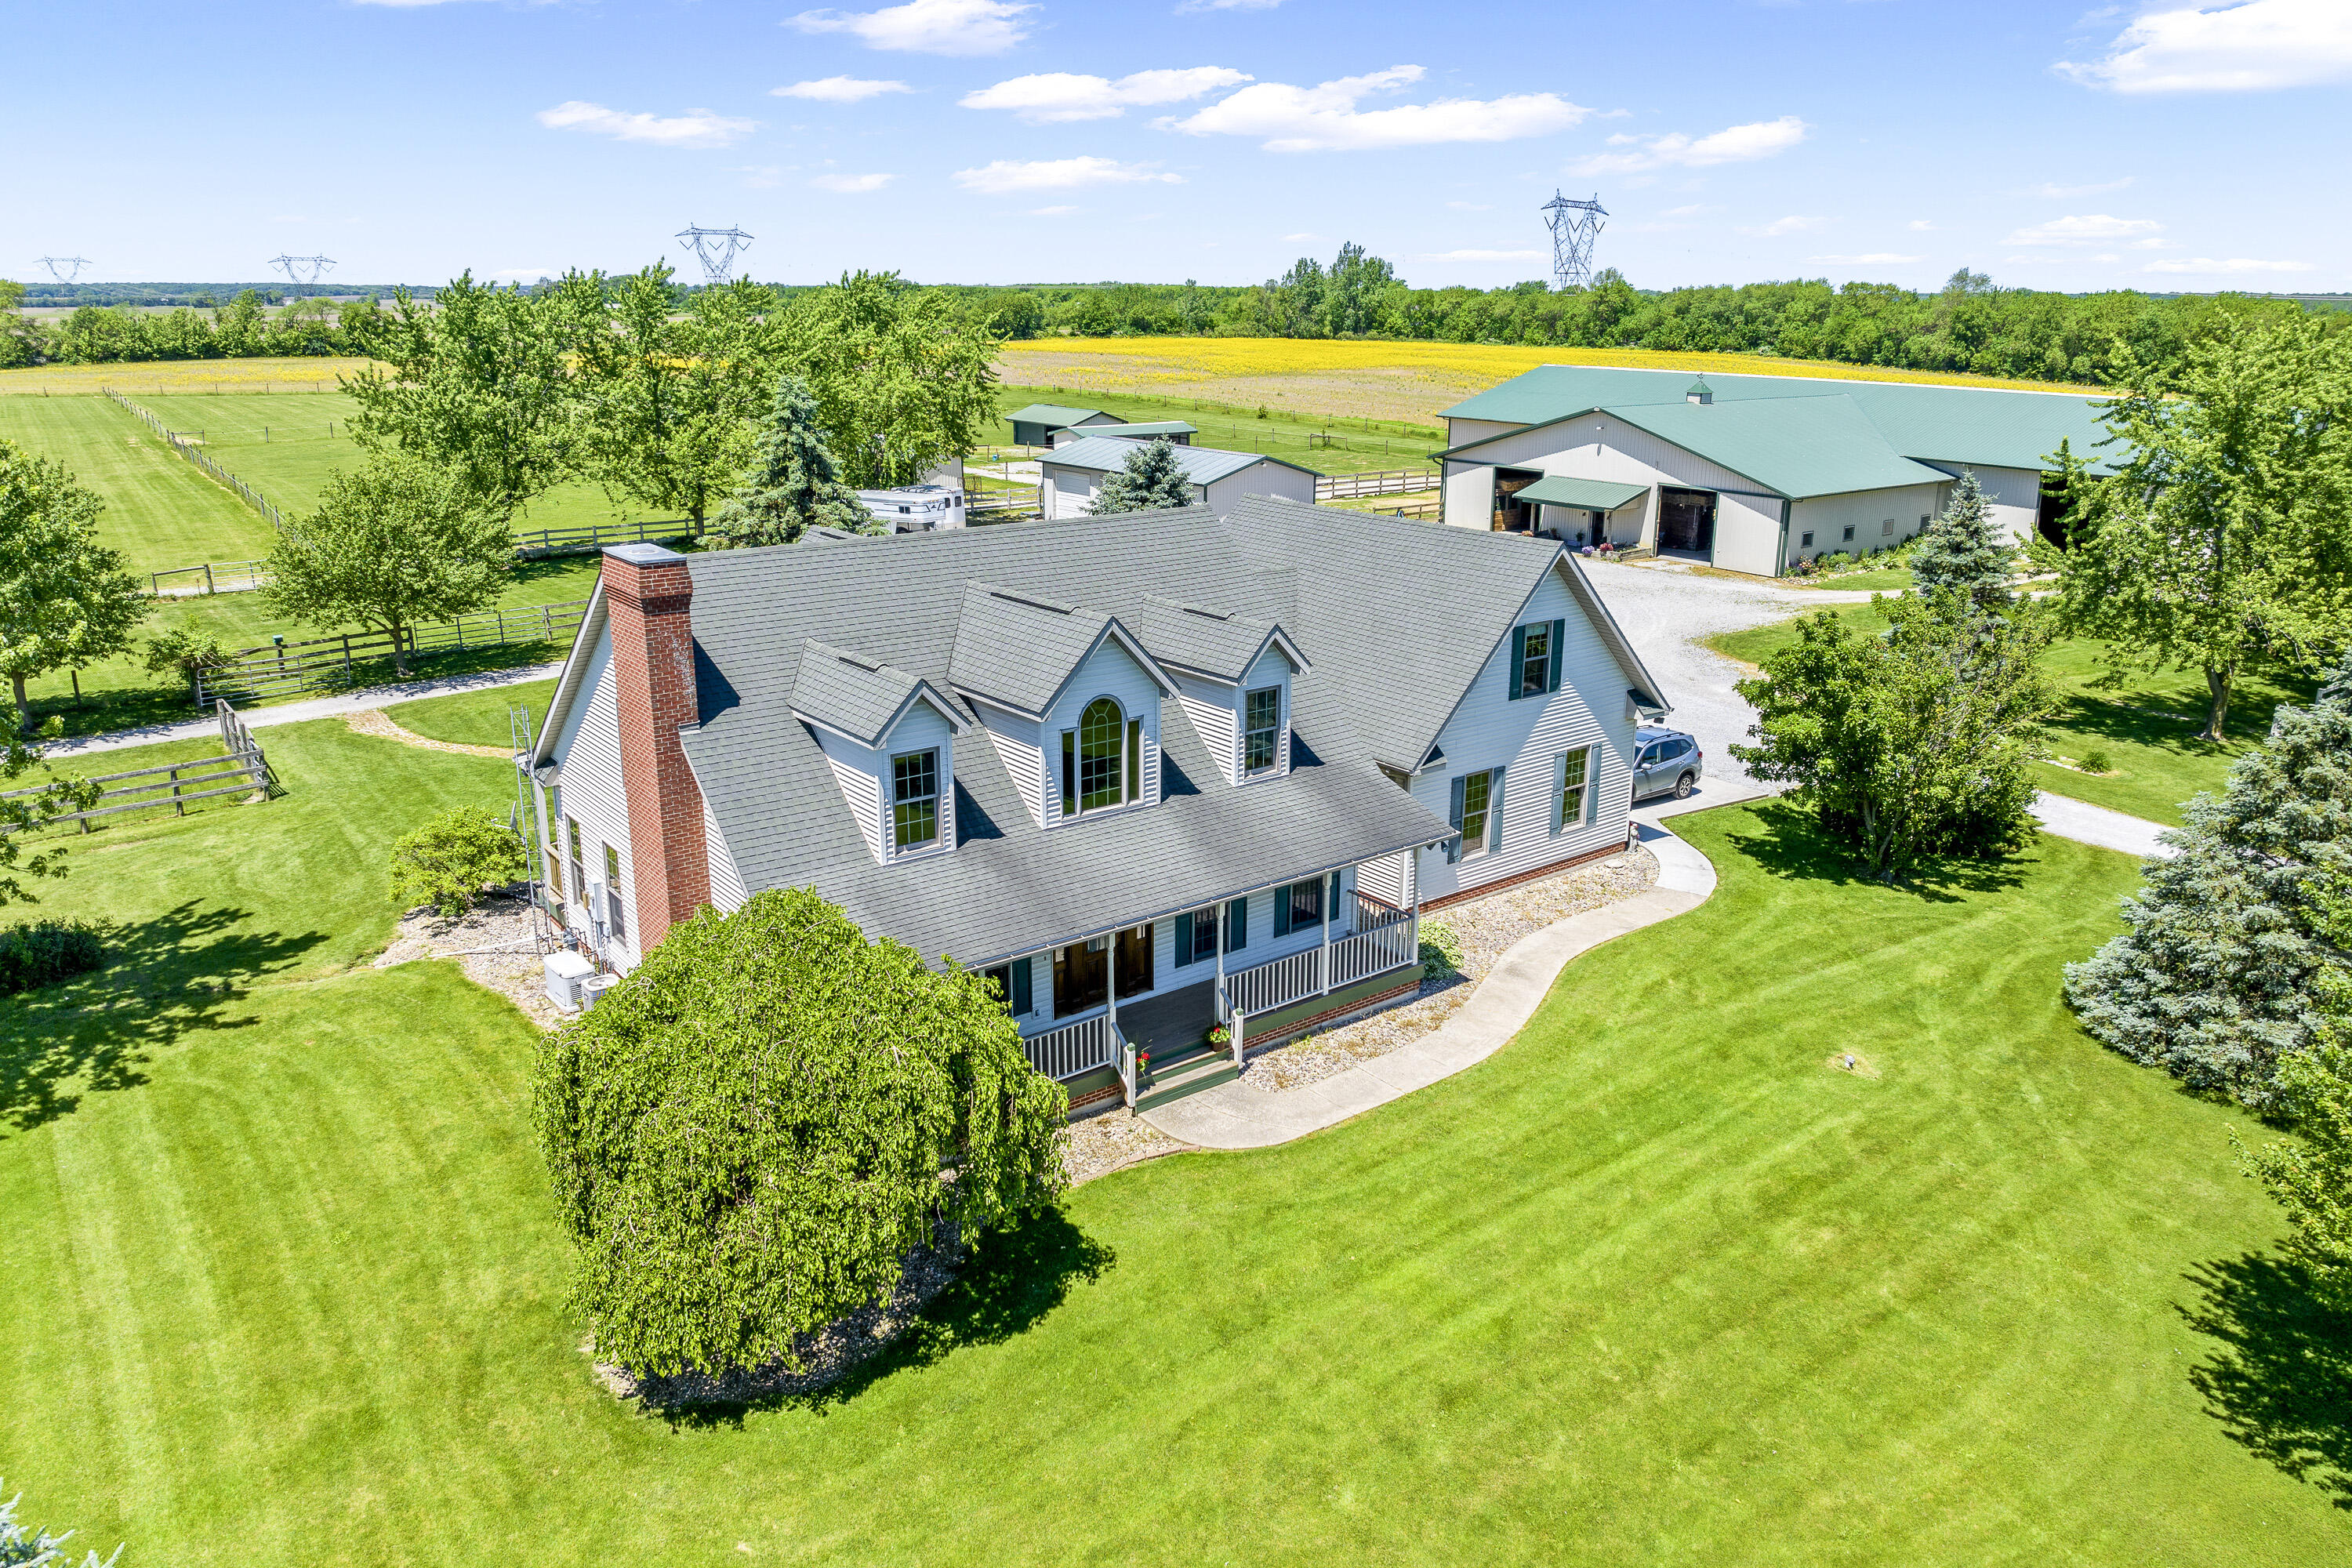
[2063,653,2352,1107]
[705,375,879,550]
[1088,437,1196,515]
[1909,470,2015,614]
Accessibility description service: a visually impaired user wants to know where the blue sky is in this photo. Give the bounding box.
[8,0,2347,292]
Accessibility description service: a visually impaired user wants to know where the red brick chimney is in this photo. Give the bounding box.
[601,543,708,949]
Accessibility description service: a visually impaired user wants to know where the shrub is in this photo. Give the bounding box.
[388,804,526,917]
[533,887,1069,1378]
[0,918,104,994]
[2078,746,2113,775]
[1420,917,1465,981]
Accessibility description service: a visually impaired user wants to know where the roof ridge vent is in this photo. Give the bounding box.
[986,586,1078,615]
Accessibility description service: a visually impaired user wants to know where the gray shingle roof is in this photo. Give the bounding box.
[789,639,960,746]
[642,500,1658,967]
[1124,596,1301,683]
[1045,437,1321,485]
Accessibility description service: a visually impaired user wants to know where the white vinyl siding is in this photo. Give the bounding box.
[967,696,1049,827]
[1171,671,1240,779]
[703,795,747,913]
[543,626,640,966]
[813,702,956,864]
[1043,638,1163,826]
[1411,561,1635,903]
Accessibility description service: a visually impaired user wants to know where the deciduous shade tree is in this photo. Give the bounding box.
[389,804,527,917]
[532,887,1069,1378]
[1908,470,2014,615]
[2063,656,2352,1107]
[2237,1035,2352,1311]
[1088,437,1195,514]
[2055,315,2352,740]
[343,270,597,521]
[0,438,148,731]
[0,728,100,906]
[705,375,878,549]
[264,456,513,678]
[572,265,779,534]
[779,270,1003,491]
[1732,595,2053,881]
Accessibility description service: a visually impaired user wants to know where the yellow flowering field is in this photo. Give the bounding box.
[0,357,373,396]
[997,337,2100,426]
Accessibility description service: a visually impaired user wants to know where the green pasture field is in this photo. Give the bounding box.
[3,745,2341,1563]
[1711,602,2313,825]
[987,383,1443,476]
[0,394,277,575]
[384,678,561,750]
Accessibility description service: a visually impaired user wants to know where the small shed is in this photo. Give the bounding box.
[1058,419,1196,447]
[1007,404,1125,447]
[1040,437,1319,517]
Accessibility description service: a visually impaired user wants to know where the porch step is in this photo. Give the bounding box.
[1134,1050,1238,1112]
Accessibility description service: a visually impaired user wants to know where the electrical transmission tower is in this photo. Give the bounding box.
[269,254,336,286]
[1541,191,1608,290]
[676,224,753,288]
[36,256,92,285]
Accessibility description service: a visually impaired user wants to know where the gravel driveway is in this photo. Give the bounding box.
[1580,560,1880,797]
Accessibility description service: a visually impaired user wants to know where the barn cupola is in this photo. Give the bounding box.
[1686,377,1714,405]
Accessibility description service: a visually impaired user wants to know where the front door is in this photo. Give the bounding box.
[1115,923,1154,1000]
[1657,487,1717,554]
[1054,938,1108,1017]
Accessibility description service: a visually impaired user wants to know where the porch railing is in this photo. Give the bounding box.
[1221,916,1421,1022]
[1023,1011,1122,1082]
[1332,920,1417,987]
[1225,948,1323,1017]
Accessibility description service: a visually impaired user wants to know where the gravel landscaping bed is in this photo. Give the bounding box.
[1239,846,1661,1093]
[374,890,567,1029]
[1063,1107,1190,1186]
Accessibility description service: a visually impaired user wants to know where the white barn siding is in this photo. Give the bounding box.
[1410,563,1635,903]
[1789,482,1947,562]
[1042,464,1096,519]
[1918,462,2041,544]
[1445,417,1521,448]
[1202,464,1316,510]
[1712,491,1786,577]
[545,626,641,966]
[1441,412,1766,559]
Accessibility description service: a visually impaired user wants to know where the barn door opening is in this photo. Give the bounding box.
[1658,488,1717,556]
[1492,469,1543,533]
[2036,472,2074,549]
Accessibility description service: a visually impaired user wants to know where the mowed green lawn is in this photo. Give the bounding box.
[4,731,2339,1563]
[0,394,277,574]
[386,677,560,749]
[1711,603,2313,826]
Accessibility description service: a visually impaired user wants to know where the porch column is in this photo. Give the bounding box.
[1319,890,1333,996]
[1107,931,1119,1030]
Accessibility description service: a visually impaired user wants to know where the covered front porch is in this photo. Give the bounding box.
[1007,868,1423,1110]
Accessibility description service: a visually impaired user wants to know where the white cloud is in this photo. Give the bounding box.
[1568,114,1808,175]
[535,101,755,149]
[961,67,1250,123]
[1907,219,1936,230]
[2004,212,2161,245]
[1739,214,1820,238]
[2024,176,2132,197]
[1166,65,1592,152]
[789,0,1033,56]
[773,76,913,102]
[811,172,895,192]
[1809,252,1926,264]
[2143,255,2315,273]
[1028,204,1076,215]
[2059,0,2352,92]
[953,156,1184,193]
[1420,249,1546,262]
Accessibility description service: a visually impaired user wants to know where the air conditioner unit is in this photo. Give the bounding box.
[579,974,616,1011]
[543,949,594,1011]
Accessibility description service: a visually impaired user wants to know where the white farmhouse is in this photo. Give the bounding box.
[525,503,1668,1115]
[1436,366,2116,575]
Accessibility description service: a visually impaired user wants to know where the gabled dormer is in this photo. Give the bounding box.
[789,639,967,865]
[946,583,1178,829]
[1126,596,1310,787]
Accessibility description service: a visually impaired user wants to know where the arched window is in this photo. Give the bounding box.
[1077,697,1126,811]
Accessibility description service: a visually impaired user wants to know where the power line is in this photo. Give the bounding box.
[675,224,753,288]
[269,255,337,286]
[1540,192,1608,291]
[36,256,92,285]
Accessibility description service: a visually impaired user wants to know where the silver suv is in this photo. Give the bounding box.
[1632,725,1704,802]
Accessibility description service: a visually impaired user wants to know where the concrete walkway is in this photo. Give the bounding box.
[2030,790,2179,860]
[1140,821,1720,1150]
[42,662,564,760]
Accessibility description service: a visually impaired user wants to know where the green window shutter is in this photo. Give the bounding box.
[1555,750,1569,830]
[1486,767,1504,852]
[1174,909,1194,967]
[1548,618,1566,691]
[1447,775,1466,864]
[1060,730,1076,816]
[1508,625,1527,700]
[1226,897,1247,952]
[1126,717,1142,801]
[1327,870,1341,921]
[1012,957,1033,1014]
[1275,884,1294,938]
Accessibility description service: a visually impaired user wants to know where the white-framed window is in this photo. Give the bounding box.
[1243,685,1280,773]
[1799,531,1814,549]
[1557,746,1593,829]
[1842,524,1855,543]
[891,747,941,853]
[603,843,627,940]
[1061,697,1142,815]
[1449,767,1504,862]
[566,816,586,910]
